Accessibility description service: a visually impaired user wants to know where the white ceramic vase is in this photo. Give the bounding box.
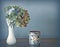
[6,19,16,45]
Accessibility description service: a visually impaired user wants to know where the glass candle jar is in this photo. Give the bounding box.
[29,31,40,45]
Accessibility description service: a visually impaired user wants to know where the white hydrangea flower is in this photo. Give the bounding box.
[6,7,15,15]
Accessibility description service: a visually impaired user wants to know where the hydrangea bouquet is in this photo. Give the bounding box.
[5,6,30,27]
[5,6,30,45]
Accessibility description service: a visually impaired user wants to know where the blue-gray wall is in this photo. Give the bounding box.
[0,0,60,39]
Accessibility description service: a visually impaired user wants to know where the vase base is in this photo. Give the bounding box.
[6,39,16,45]
[6,42,16,45]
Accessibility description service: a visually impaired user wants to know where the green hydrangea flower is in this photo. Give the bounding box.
[5,6,30,27]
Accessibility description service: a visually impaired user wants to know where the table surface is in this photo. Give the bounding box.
[0,38,60,47]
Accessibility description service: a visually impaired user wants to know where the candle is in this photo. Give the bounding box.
[29,31,40,45]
